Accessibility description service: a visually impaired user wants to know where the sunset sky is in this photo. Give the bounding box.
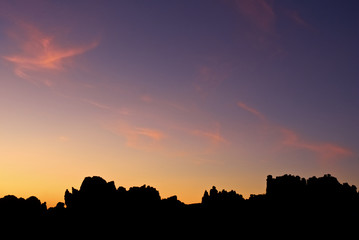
[1,0,358,207]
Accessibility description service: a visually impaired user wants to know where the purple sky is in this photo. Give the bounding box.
[1,0,358,206]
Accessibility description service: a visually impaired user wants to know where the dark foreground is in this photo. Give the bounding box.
[1,174,358,237]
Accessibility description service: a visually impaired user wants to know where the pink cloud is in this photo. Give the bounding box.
[108,121,165,151]
[135,127,165,141]
[235,0,276,33]
[58,136,70,142]
[194,64,229,98]
[81,98,112,111]
[139,93,191,113]
[237,100,352,162]
[81,98,131,116]
[197,66,214,82]
[237,101,266,121]
[192,123,227,145]
[284,9,311,29]
[280,127,352,162]
[287,10,307,27]
[192,129,227,145]
[3,21,98,85]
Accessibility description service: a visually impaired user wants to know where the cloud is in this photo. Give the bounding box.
[135,127,165,141]
[194,64,229,98]
[237,101,266,121]
[280,128,352,162]
[139,93,190,113]
[192,130,227,145]
[81,98,112,111]
[235,0,276,33]
[284,9,311,29]
[237,100,352,162]
[81,98,131,116]
[58,136,69,142]
[3,21,98,85]
[141,94,154,103]
[192,123,227,145]
[286,10,307,27]
[108,121,165,151]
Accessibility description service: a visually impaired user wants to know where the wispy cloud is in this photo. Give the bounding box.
[280,127,352,162]
[237,101,266,121]
[108,121,165,151]
[237,100,352,162]
[58,136,70,142]
[3,21,98,85]
[192,122,227,145]
[81,98,112,111]
[194,64,229,98]
[192,129,227,145]
[140,94,154,103]
[135,128,165,141]
[235,0,275,34]
[284,9,311,29]
[139,93,190,113]
[80,98,131,116]
[235,1,310,33]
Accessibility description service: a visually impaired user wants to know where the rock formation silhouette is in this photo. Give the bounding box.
[1,174,358,236]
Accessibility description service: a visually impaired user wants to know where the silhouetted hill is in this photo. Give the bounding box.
[1,174,358,236]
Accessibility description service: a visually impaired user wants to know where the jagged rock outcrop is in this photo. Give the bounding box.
[1,173,358,236]
[0,195,47,218]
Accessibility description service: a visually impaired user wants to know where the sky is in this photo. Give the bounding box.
[0,0,358,207]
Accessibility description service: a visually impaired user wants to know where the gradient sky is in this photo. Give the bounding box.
[1,0,358,207]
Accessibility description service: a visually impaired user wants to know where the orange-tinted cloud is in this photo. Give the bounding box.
[135,128,165,141]
[235,0,275,33]
[192,122,227,145]
[280,127,352,161]
[141,94,154,103]
[3,21,98,85]
[58,136,70,142]
[237,101,266,121]
[81,98,112,111]
[81,98,131,116]
[109,121,165,151]
[192,129,227,145]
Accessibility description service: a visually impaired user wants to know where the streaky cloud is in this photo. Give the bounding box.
[3,21,98,85]
[237,100,352,162]
[135,127,165,141]
[280,127,353,162]
[107,121,166,151]
[235,0,275,34]
[194,64,228,98]
[192,122,227,145]
[81,98,112,111]
[237,101,266,121]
